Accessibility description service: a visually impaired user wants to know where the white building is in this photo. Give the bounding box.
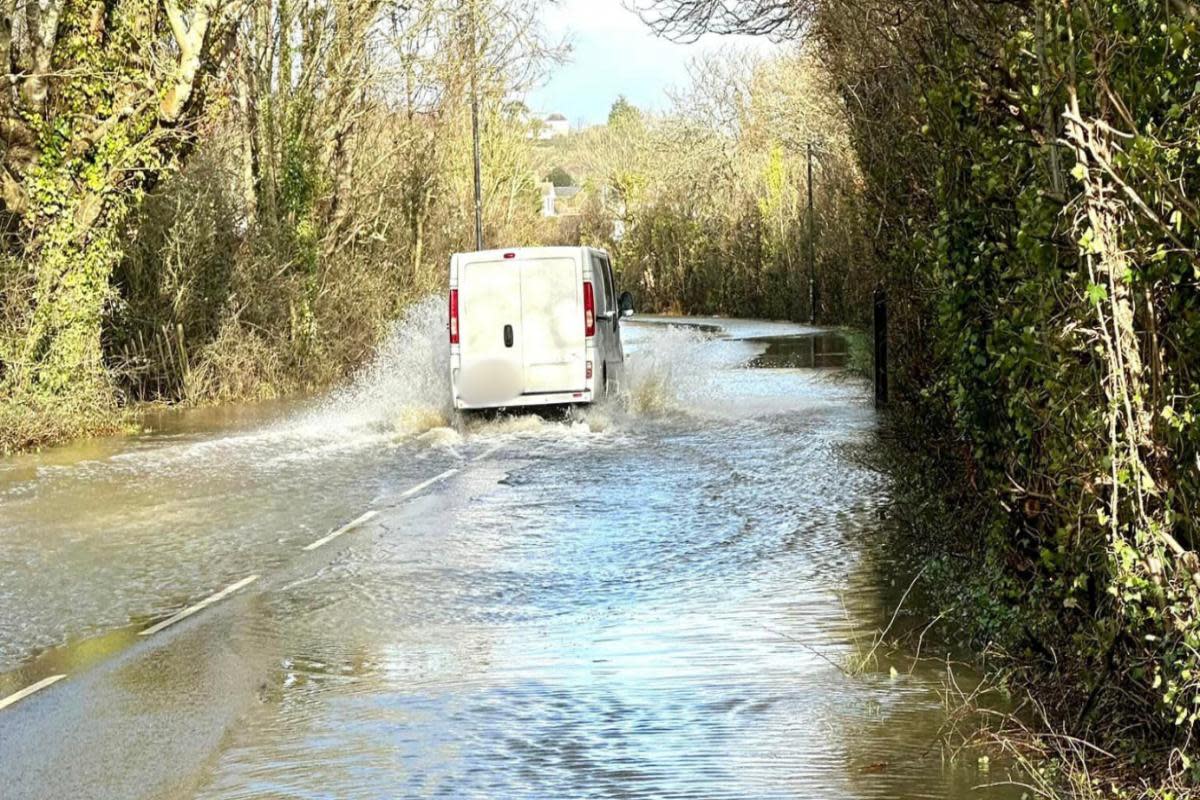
[535,113,570,140]
[540,184,583,217]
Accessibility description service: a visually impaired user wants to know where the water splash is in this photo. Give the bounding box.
[301,295,452,437]
[307,305,728,439]
[125,307,738,468]
[617,323,724,415]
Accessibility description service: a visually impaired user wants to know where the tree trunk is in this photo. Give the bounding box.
[1,0,248,425]
[17,209,125,401]
[237,50,261,228]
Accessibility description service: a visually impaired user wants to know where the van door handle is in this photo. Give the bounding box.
[504,325,514,348]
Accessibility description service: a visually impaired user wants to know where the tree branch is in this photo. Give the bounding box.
[160,0,215,121]
[0,163,27,216]
[163,0,192,49]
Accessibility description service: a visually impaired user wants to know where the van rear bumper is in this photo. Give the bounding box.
[453,389,593,411]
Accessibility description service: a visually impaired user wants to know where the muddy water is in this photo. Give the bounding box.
[0,305,1018,799]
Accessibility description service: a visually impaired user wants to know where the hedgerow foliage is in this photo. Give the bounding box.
[0,0,245,450]
[0,0,558,451]
[816,0,1200,779]
[638,0,1200,783]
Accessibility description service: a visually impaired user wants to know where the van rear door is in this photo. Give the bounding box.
[520,256,584,393]
[458,257,524,404]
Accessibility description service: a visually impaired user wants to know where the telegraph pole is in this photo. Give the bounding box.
[468,0,484,251]
[806,141,816,324]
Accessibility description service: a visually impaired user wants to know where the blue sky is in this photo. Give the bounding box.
[526,0,777,126]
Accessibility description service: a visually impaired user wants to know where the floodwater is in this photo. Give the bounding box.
[0,301,1019,799]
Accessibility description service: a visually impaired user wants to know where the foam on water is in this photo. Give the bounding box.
[298,295,453,438]
[298,301,730,441]
[414,427,462,448]
[10,303,747,485]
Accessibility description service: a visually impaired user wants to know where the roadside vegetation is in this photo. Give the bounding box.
[541,50,874,325]
[5,0,1197,791]
[0,0,559,452]
[639,0,1200,793]
[1,0,865,454]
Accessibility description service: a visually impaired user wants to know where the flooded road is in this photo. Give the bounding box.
[0,305,1017,799]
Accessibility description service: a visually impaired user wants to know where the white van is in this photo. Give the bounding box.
[449,246,634,410]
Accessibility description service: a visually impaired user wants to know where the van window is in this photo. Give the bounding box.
[590,254,611,314]
[603,257,616,311]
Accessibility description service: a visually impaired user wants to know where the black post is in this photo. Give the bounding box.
[873,286,888,408]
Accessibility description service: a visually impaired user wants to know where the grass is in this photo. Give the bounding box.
[838,325,874,381]
[0,393,127,455]
[850,410,1197,799]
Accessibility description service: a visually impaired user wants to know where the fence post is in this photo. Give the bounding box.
[873,286,888,408]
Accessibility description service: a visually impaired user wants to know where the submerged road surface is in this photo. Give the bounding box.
[0,310,1018,799]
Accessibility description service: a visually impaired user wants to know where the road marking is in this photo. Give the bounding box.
[472,444,502,463]
[0,674,66,712]
[1,458,484,695]
[398,468,458,498]
[305,467,461,553]
[303,510,379,552]
[139,575,259,636]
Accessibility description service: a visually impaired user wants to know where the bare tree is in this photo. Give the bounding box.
[627,0,812,42]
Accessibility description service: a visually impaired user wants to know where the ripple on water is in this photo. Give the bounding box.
[192,384,1018,800]
[1,315,1017,799]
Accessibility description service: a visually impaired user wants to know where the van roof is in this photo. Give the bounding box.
[454,246,608,261]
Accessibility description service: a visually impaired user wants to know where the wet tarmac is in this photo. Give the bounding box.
[0,307,1019,799]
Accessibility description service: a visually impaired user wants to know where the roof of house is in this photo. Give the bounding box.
[553,185,582,199]
[545,113,568,122]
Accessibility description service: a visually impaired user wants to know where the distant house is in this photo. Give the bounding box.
[541,184,584,217]
[532,112,570,140]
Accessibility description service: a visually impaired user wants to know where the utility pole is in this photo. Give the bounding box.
[468,0,484,251]
[806,141,816,324]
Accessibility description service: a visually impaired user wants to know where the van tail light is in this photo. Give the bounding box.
[583,281,595,337]
[449,289,459,344]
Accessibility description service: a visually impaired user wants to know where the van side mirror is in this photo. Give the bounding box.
[618,291,635,318]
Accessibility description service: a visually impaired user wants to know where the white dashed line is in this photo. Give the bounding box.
[308,467,462,550]
[398,468,459,498]
[0,674,66,712]
[138,575,259,636]
[472,444,502,463]
[303,510,379,552]
[3,458,491,704]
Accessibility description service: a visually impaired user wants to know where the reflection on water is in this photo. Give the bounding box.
[750,332,851,369]
[0,313,1017,799]
[194,323,1011,798]
[191,394,1015,798]
[0,625,143,699]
